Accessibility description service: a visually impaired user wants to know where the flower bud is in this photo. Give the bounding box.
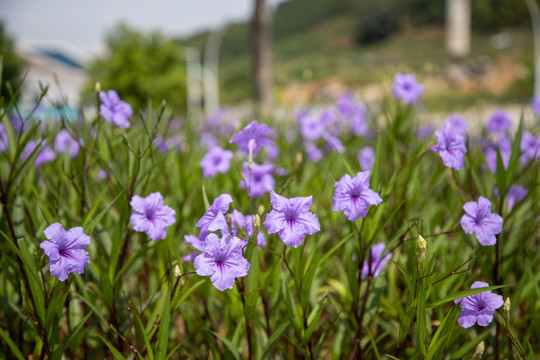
[295,152,303,167]
[417,235,427,262]
[503,297,511,322]
[471,341,485,359]
[174,264,181,277]
[253,214,261,237]
[95,81,101,92]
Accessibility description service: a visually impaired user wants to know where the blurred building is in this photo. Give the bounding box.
[15,40,89,109]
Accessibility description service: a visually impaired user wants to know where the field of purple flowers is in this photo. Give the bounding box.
[0,74,539,359]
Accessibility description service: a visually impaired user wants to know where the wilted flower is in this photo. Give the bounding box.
[200,146,234,178]
[460,196,503,246]
[361,242,391,279]
[40,223,90,281]
[55,129,80,158]
[358,146,375,171]
[99,90,133,128]
[263,191,320,248]
[486,109,511,134]
[392,73,423,104]
[130,192,176,241]
[430,122,467,171]
[194,234,250,291]
[196,194,233,239]
[240,162,275,198]
[454,281,504,328]
[230,120,274,156]
[332,172,382,221]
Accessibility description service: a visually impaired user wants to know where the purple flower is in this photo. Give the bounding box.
[40,223,90,281]
[486,109,512,134]
[55,130,80,158]
[230,210,266,247]
[416,124,434,139]
[460,196,503,246]
[506,185,528,210]
[0,124,8,152]
[430,122,467,171]
[240,162,275,198]
[298,113,326,141]
[22,140,56,167]
[323,134,345,153]
[484,136,511,174]
[337,93,368,136]
[454,281,504,328]
[194,233,250,291]
[196,194,233,239]
[263,191,320,248]
[520,131,540,165]
[358,146,375,171]
[332,172,382,221]
[185,234,205,252]
[230,120,274,156]
[130,192,176,241]
[154,135,182,154]
[392,73,423,104]
[532,96,540,117]
[361,242,391,279]
[305,143,323,162]
[99,90,133,128]
[446,114,468,134]
[200,146,234,178]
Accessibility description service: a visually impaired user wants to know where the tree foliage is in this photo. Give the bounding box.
[84,24,186,111]
[0,22,24,101]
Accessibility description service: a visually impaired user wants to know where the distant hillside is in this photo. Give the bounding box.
[180,0,536,107]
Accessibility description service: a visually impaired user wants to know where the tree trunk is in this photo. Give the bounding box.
[252,0,273,115]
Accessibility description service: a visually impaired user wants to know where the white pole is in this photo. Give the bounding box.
[185,47,203,120]
[203,28,227,115]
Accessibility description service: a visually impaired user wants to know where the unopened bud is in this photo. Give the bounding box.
[417,235,427,262]
[226,214,233,234]
[253,214,261,236]
[295,152,303,167]
[471,341,485,359]
[95,81,101,92]
[174,264,181,277]
[503,297,511,322]
[161,99,167,107]
[258,204,265,215]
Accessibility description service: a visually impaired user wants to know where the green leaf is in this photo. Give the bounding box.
[99,335,127,360]
[211,331,243,360]
[416,277,428,358]
[261,320,290,359]
[17,238,46,325]
[0,327,25,360]
[130,301,154,360]
[155,288,171,360]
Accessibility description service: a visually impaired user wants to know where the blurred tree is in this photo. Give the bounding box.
[252,0,273,114]
[84,24,186,111]
[0,22,25,101]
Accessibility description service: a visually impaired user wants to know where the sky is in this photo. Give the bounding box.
[1,0,284,58]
